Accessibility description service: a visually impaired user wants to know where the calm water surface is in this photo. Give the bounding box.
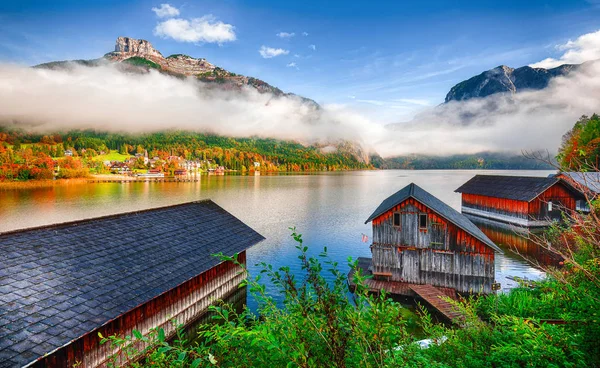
[0,170,550,310]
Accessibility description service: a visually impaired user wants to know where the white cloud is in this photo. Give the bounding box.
[4,55,600,158]
[286,62,297,67]
[302,32,309,36]
[154,15,236,43]
[152,3,180,18]
[530,29,600,68]
[259,46,289,58]
[308,44,316,51]
[276,32,295,39]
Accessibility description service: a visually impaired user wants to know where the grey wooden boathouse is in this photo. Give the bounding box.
[0,200,263,367]
[364,183,502,294]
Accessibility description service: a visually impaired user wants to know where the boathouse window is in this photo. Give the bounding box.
[419,214,428,229]
[393,213,401,227]
[548,201,553,212]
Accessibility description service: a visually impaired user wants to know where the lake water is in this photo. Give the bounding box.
[0,170,549,310]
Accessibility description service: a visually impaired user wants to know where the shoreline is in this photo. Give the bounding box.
[0,168,554,190]
[0,178,91,190]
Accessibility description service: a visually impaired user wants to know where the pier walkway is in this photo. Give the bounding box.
[348,257,466,324]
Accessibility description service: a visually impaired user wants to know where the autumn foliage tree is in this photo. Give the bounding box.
[558,114,600,170]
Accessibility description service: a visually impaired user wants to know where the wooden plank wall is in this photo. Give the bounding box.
[529,183,577,219]
[462,193,529,219]
[462,183,578,221]
[33,252,247,368]
[371,199,495,294]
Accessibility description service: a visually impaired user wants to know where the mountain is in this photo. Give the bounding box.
[36,36,318,106]
[444,63,579,103]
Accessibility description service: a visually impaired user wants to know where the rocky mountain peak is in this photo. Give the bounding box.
[113,37,163,60]
[444,62,578,103]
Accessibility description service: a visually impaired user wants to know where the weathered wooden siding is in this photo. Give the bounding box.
[529,183,577,220]
[32,252,247,368]
[371,198,495,294]
[462,183,578,223]
[462,193,529,219]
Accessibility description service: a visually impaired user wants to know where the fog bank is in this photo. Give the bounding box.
[1,62,599,157]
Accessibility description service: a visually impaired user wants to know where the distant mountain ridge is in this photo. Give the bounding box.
[36,36,318,106]
[444,63,579,103]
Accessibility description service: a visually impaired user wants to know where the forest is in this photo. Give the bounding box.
[0,128,372,181]
[558,114,600,170]
[374,152,554,170]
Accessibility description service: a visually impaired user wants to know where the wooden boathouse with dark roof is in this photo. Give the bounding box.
[0,200,264,368]
[455,175,584,227]
[361,183,501,295]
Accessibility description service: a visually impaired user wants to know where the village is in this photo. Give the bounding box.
[61,149,265,179]
[71,149,230,178]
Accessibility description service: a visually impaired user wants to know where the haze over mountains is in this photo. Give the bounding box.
[1,33,600,163]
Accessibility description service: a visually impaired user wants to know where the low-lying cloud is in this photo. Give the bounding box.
[0,61,600,158]
[530,29,600,69]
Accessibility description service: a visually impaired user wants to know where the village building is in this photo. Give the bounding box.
[455,175,584,227]
[362,183,501,295]
[108,161,131,174]
[0,201,263,367]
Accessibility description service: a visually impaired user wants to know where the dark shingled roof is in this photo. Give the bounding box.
[0,200,264,368]
[365,183,501,253]
[455,175,568,202]
[553,172,600,194]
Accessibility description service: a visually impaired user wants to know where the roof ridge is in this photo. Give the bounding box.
[409,182,416,196]
[0,199,215,236]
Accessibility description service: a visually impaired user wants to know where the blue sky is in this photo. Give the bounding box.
[2,0,600,123]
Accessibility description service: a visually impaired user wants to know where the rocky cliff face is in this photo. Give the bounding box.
[112,36,164,59]
[100,37,316,104]
[105,36,217,76]
[444,63,578,103]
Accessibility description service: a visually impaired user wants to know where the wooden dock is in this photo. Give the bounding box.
[408,284,464,322]
[348,257,465,324]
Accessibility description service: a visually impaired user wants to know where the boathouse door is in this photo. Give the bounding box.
[398,207,423,283]
[400,249,419,283]
[372,245,395,275]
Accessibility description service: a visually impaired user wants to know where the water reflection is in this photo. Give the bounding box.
[468,215,562,267]
[0,170,553,305]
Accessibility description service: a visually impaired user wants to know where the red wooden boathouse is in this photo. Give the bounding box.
[455,175,583,227]
[0,200,263,368]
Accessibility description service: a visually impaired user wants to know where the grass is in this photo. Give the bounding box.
[92,150,131,162]
[123,57,161,70]
[166,54,192,59]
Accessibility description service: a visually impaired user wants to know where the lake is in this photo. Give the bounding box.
[0,170,549,310]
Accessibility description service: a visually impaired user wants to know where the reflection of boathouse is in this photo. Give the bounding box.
[363,183,502,294]
[0,201,263,367]
[465,214,563,267]
[455,175,583,227]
